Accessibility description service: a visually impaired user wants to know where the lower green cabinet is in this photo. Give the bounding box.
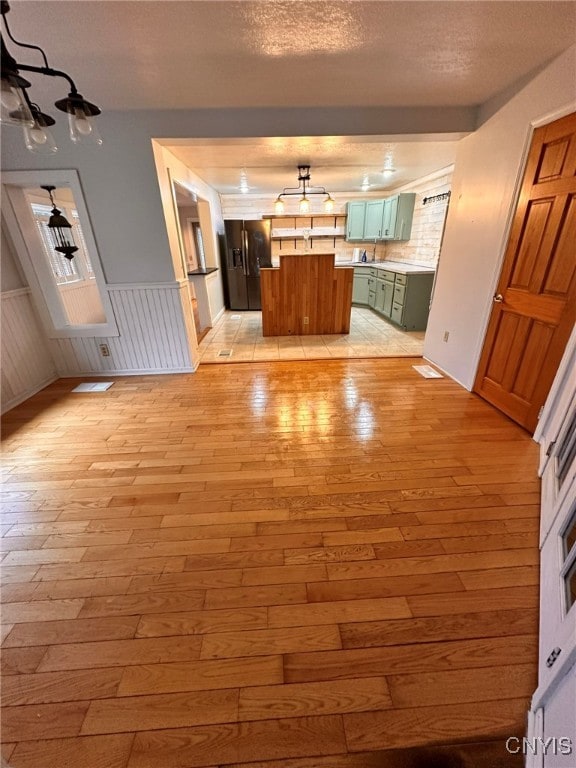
[382,280,393,317]
[374,280,386,313]
[368,285,377,308]
[352,272,370,303]
[352,266,434,331]
[390,273,434,330]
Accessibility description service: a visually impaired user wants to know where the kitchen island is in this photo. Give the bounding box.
[260,253,353,336]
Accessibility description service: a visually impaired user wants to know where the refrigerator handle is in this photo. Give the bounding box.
[242,229,249,276]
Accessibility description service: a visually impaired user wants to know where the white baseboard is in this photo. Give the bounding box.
[211,306,226,325]
[58,367,195,378]
[422,355,469,390]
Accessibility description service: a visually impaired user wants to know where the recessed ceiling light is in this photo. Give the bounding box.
[239,169,250,194]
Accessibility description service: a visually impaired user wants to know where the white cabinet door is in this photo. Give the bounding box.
[528,326,576,767]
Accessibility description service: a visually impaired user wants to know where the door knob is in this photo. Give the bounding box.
[493,294,504,303]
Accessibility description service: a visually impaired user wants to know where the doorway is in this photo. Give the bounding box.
[474,111,576,432]
[171,180,211,342]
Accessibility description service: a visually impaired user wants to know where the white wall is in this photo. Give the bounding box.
[424,46,576,389]
[1,224,26,292]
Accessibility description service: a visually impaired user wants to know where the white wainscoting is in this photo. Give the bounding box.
[1,288,57,413]
[49,282,196,376]
[59,279,106,325]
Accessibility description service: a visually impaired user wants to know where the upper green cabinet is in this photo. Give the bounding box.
[346,193,415,242]
[345,202,367,241]
[363,200,385,239]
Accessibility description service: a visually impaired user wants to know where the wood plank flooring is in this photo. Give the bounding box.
[1,358,539,767]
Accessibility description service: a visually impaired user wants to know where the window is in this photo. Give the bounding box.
[2,169,118,337]
[192,222,206,270]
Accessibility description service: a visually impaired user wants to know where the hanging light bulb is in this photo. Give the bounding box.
[274,196,285,215]
[1,78,21,110]
[299,195,310,214]
[23,104,57,154]
[0,75,34,126]
[324,195,335,213]
[1,4,103,146]
[55,92,102,145]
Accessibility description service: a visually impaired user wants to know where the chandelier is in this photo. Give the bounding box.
[41,186,79,260]
[1,1,102,153]
[274,165,335,215]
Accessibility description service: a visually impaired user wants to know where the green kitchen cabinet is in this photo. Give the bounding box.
[381,276,395,317]
[381,196,397,239]
[353,265,434,329]
[387,272,434,330]
[364,200,385,239]
[346,202,366,241]
[374,278,386,313]
[352,270,370,304]
[346,194,415,242]
[367,276,377,308]
[382,193,415,240]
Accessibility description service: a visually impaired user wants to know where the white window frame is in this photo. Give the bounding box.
[2,170,118,338]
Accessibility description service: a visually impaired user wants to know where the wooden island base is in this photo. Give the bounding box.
[260,253,353,336]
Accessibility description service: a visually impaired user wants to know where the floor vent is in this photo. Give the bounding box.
[72,382,114,392]
[217,349,233,358]
[412,365,443,379]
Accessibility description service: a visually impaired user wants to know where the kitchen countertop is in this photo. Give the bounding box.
[188,267,219,276]
[337,260,435,275]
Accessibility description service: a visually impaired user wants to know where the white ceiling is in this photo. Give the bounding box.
[164,135,460,194]
[7,1,576,194]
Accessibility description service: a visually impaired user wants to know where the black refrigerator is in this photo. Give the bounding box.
[222,220,272,310]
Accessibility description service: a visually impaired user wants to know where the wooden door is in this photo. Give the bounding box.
[474,111,576,432]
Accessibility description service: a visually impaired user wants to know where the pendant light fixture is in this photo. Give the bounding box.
[41,186,79,260]
[274,166,335,215]
[1,1,102,152]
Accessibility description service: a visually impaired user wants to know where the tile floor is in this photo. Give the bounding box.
[199,307,425,364]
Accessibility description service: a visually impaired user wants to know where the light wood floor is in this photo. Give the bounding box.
[1,358,539,768]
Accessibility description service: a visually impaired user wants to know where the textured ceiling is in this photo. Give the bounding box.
[6,1,576,110]
[6,1,574,193]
